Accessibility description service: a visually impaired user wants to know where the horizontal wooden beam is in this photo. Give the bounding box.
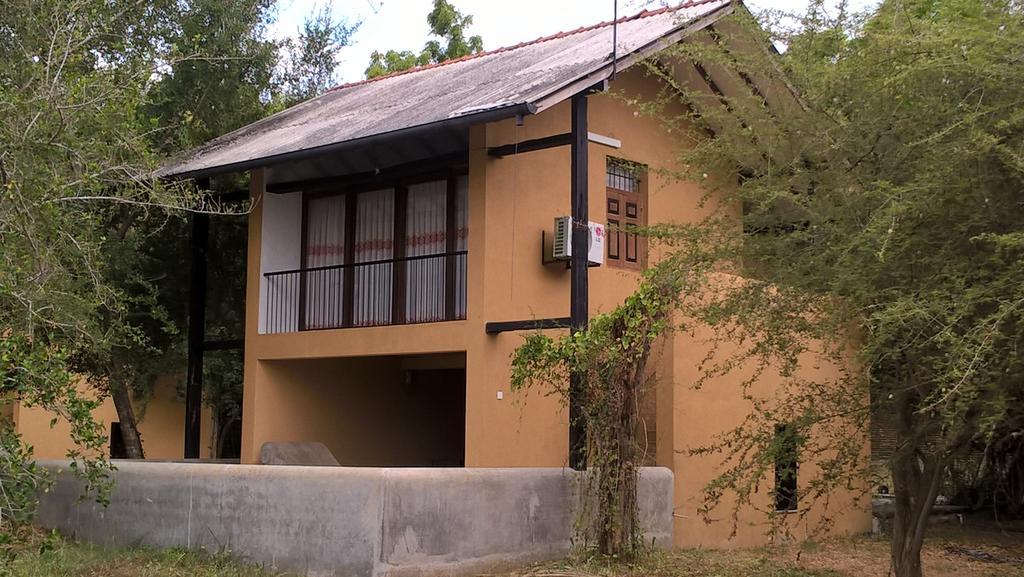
[214,190,250,203]
[487,133,572,158]
[267,152,467,194]
[203,339,244,351]
[485,317,571,335]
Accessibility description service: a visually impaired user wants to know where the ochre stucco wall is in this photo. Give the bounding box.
[13,376,212,460]
[664,308,871,548]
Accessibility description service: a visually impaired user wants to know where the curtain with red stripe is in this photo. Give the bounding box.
[304,194,346,329]
[405,180,447,322]
[353,188,394,326]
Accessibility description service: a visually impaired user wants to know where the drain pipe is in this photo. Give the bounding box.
[611,0,619,80]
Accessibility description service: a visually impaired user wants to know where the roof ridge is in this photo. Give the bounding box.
[329,0,722,93]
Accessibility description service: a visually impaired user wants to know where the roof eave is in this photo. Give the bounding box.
[158,101,538,181]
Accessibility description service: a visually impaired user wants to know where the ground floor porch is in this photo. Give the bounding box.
[241,353,467,468]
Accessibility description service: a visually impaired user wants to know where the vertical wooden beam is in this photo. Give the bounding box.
[569,93,589,471]
[444,173,458,320]
[343,192,357,328]
[185,178,210,459]
[298,195,309,331]
[393,184,408,324]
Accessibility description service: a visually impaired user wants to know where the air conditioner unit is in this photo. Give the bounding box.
[552,216,605,266]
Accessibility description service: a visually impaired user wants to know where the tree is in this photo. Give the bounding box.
[112,0,354,460]
[84,0,281,461]
[278,5,358,104]
[634,2,1024,576]
[365,0,483,79]
[1,0,357,555]
[0,0,189,553]
[145,0,280,155]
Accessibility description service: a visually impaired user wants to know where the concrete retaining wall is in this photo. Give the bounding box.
[35,461,673,577]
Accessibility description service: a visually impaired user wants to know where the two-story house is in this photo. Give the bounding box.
[158,0,871,547]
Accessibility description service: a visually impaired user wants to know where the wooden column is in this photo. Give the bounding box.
[569,93,589,471]
[444,172,458,320]
[393,184,408,324]
[185,178,210,459]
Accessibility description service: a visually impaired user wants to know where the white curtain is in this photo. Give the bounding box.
[405,180,448,322]
[403,177,469,322]
[353,188,394,326]
[304,194,346,329]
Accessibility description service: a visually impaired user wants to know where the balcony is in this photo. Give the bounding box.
[263,251,467,334]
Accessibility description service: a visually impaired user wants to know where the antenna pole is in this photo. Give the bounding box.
[611,0,619,79]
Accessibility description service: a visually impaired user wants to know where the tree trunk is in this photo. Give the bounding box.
[109,352,145,459]
[890,450,943,577]
[889,375,944,577]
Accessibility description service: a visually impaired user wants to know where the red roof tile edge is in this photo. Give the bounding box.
[328,0,725,93]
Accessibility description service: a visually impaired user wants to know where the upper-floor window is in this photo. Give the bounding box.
[262,171,468,334]
[606,158,647,270]
[301,174,468,329]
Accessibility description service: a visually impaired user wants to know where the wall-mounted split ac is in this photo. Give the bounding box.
[551,216,605,266]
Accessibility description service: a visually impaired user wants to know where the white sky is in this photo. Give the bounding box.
[270,0,874,85]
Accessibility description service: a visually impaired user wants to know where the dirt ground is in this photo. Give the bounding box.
[794,521,1024,577]
[499,520,1024,577]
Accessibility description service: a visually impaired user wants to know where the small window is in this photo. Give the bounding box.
[606,159,647,270]
[774,424,799,512]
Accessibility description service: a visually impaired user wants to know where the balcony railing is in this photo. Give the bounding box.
[263,251,467,334]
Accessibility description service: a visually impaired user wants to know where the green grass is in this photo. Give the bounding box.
[8,532,282,577]
[8,536,837,577]
[9,524,1023,577]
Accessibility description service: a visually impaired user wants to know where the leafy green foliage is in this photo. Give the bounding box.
[1,428,48,567]
[0,0,326,552]
[0,0,193,544]
[129,0,278,458]
[277,5,358,104]
[144,0,280,155]
[119,0,351,459]
[365,0,483,79]
[1,0,356,556]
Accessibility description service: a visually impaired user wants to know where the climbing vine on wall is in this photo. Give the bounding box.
[510,226,727,557]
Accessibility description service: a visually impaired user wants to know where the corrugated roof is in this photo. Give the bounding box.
[158,0,733,179]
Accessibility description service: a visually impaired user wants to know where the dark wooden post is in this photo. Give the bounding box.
[569,93,589,471]
[393,184,408,324]
[444,172,458,320]
[185,178,210,459]
[343,193,357,328]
